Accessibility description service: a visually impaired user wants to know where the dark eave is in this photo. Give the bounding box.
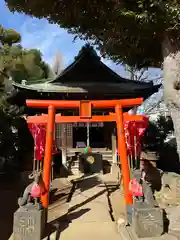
[12,44,161,101]
[12,81,161,94]
[50,44,152,86]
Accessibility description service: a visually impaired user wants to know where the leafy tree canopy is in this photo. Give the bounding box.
[0,26,38,175]
[0,24,52,83]
[5,0,180,68]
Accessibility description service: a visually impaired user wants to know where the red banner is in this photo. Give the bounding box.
[124,115,149,157]
[28,123,58,161]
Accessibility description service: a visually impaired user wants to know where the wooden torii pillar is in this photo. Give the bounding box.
[26,98,143,220]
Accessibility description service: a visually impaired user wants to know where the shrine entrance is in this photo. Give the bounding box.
[26,98,144,220]
[73,122,105,148]
[89,124,105,148]
[73,125,87,148]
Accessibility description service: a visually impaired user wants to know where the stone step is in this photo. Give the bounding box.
[67,149,113,155]
[103,153,112,155]
[102,154,113,157]
[103,157,113,160]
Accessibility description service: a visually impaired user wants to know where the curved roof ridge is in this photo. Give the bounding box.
[50,44,153,85]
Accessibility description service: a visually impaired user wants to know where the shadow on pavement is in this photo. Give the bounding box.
[45,208,90,240]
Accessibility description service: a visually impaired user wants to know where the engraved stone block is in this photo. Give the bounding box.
[132,202,164,238]
[13,206,46,240]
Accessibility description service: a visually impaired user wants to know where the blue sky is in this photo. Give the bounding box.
[0,0,162,80]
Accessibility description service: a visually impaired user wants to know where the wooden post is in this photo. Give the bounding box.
[115,105,133,222]
[41,106,55,208]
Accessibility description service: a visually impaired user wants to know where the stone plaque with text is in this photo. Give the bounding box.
[132,202,163,238]
[13,207,45,240]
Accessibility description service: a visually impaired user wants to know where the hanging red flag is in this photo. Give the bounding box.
[28,122,58,161]
[124,115,149,158]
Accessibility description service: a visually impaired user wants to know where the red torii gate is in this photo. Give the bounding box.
[26,98,143,215]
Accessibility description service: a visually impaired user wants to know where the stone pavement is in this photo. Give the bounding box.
[46,172,180,240]
[9,174,120,240]
[9,170,180,240]
[44,174,120,240]
[118,226,178,240]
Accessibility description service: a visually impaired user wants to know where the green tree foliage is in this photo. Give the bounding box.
[143,116,180,172]
[0,25,53,117]
[0,25,42,175]
[4,0,179,67]
[144,116,174,152]
[0,25,21,45]
[0,113,34,175]
[0,24,51,84]
[6,0,180,156]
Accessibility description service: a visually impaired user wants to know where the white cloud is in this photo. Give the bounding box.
[20,19,65,62]
[19,18,126,74]
[19,18,87,68]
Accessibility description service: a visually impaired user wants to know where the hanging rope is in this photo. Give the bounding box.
[87,122,90,147]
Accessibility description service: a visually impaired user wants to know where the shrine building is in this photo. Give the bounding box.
[13,44,161,174]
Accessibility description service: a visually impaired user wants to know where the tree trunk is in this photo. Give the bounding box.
[163,36,180,157]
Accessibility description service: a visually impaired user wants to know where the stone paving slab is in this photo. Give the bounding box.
[119,226,178,240]
[110,187,180,240]
[44,174,119,240]
[48,178,72,222]
[68,185,107,207]
[46,222,120,240]
[9,173,120,240]
[69,199,112,222]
